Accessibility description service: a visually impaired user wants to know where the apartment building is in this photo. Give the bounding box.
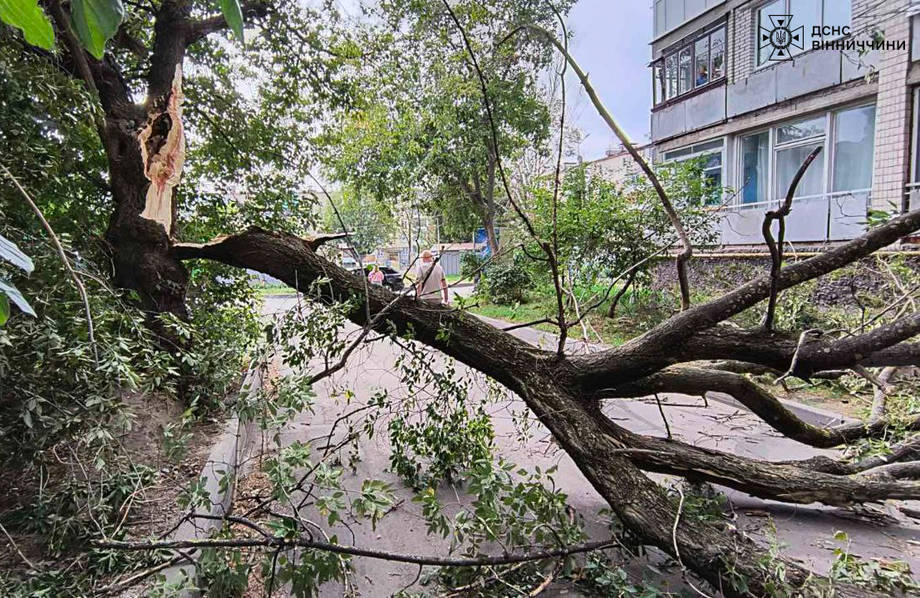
[650,0,919,246]
[585,144,654,187]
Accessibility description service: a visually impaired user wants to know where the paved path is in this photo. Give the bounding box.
[260,296,920,596]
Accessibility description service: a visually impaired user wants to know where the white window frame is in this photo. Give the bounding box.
[732,103,875,207]
[772,113,828,202]
[653,21,727,106]
[662,138,726,205]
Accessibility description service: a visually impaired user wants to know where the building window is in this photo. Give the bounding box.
[734,105,875,206]
[756,0,851,67]
[774,114,826,199]
[653,63,664,105]
[741,131,769,204]
[662,139,724,205]
[832,105,875,192]
[653,22,727,105]
[665,54,678,99]
[694,37,710,86]
[678,47,693,94]
[711,27,725,78]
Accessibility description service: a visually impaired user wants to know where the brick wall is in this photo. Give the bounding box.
[730,3,755,83]
[869,0,911,211]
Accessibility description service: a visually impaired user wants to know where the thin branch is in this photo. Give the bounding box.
[1,164,98,364]
[438,0,569,356]
[762,145,822,330]
[46,0,107,142]
[654,393,672,440]
[96,535,617,567]
[504,24,694,311]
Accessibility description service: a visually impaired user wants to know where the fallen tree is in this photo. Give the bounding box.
[9,0,920,595]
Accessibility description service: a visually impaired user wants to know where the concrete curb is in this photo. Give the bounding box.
[163,367,263,596]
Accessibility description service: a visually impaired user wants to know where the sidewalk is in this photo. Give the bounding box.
[260,296,920,595]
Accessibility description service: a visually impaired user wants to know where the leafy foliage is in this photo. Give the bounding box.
[326,0,575,247]
[387,343,494,488]
[321,186,395,256]
[477,251,533,305]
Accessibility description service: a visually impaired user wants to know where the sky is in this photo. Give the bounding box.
[564,0,653,161]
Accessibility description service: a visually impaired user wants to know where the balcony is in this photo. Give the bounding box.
[712,190,870,245]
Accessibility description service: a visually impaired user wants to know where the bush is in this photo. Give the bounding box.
[460,251,485,281]
[478,253,533,305]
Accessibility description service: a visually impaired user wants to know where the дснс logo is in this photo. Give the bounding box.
[759,14,804,61]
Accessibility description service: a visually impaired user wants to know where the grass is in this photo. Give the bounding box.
[468,285,678,346]
[254,285,298,296]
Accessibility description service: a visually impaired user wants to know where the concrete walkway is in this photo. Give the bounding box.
[260,296,920,596]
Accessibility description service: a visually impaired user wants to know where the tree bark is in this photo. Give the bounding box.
[173,226,907,596]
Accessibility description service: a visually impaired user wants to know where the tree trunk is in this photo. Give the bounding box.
[95,3,192,322]
[483,210,500,254]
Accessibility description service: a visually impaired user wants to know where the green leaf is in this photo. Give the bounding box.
[0,294,8,326]
[70,0,124,59]
[216,0,243,40]
[0,279,35,317]
[0,233,34,273]
[0,0,55,50]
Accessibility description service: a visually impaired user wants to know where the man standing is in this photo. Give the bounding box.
[415,250,449,304]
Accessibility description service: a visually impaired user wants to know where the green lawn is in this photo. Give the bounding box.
[467,285,676,347]
[254,285,298,296]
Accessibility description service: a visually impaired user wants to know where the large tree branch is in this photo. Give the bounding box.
[601,366,920,448]
[572,208,920,388]
[173,227,552,393]
[172,225,897,596]
[598,421,920,506]
[667,324,920,378]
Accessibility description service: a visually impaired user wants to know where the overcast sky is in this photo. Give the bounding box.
[564,0,653,161]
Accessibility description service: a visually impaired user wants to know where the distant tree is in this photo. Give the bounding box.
[325,0,574,253]
[323,188,395,256]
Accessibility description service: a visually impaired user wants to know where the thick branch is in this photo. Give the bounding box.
[173,226,894,597]
[572,208,920,388]
[173,227,551,394]
[602,424,920,506]
[672,322,920,378]
[603,366,920,448]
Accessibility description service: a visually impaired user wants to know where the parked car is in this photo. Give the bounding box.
[341,256,360,271]
[364,265,404,292]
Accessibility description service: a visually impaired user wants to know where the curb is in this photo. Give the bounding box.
[163,367,263,596]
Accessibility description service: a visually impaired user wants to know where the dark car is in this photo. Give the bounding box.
[364,265,405,292]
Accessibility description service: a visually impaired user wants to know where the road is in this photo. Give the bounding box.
[260,295,920,596]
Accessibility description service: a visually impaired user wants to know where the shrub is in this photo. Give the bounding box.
[459,251,485,281]
[479,253,533,305]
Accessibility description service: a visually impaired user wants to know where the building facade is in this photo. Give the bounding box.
[585,144,654,187]
[650,0,919,246]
